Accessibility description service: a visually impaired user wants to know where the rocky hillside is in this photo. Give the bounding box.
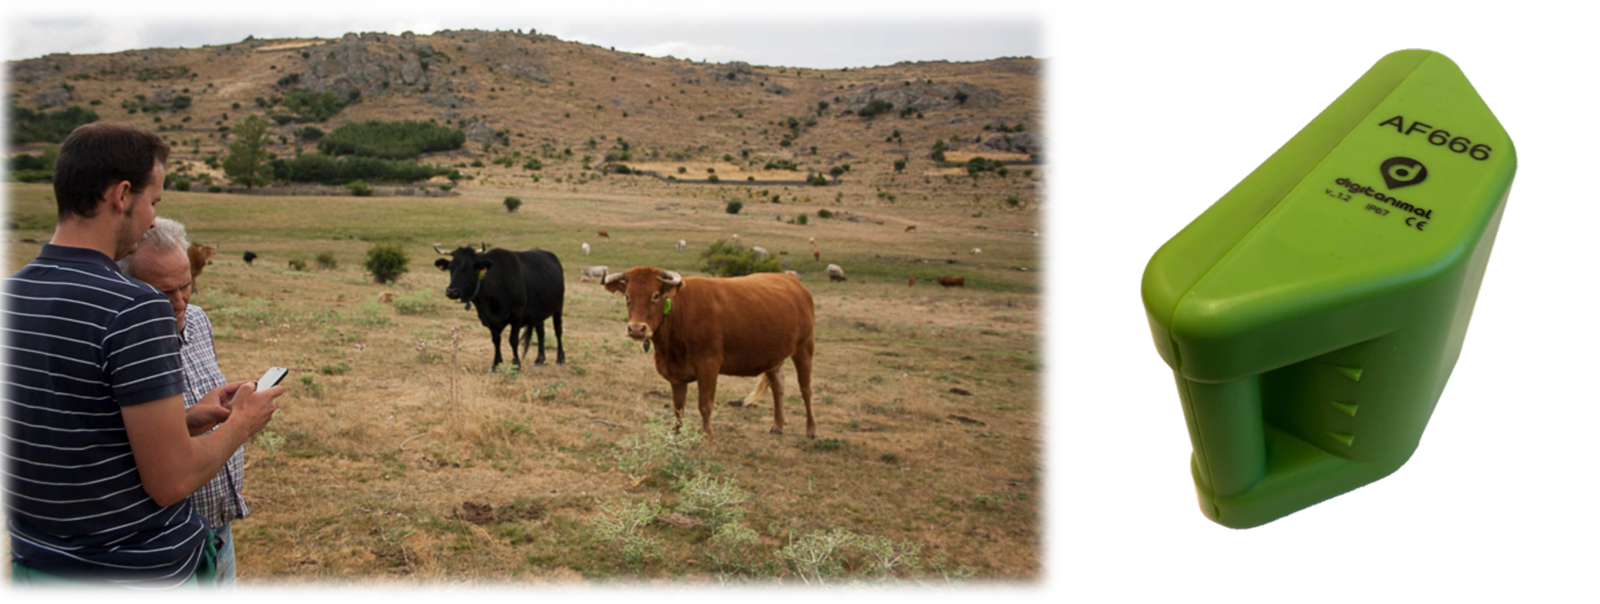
[7,29,1042,206]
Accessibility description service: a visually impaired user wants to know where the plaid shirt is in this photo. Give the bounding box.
[180,305,250,529]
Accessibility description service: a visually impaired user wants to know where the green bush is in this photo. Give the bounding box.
[857,99,894,118]
[817,209,833,219]
[346,180,373,196]
[270,153,447,185]
[725,200,743,215]
[504,196,522,212]
[317,120,465,159]
[893,158,907,172]
[701,239,781,277]
[314,251,338,269]
[364,243,409,284]
[807,173,829,186]
[795,214,809,225]
[8,104,99,144]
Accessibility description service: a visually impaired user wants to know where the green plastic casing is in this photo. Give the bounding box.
[1141,50,1515,528]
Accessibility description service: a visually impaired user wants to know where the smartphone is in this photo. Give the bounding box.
[255,366,288,390]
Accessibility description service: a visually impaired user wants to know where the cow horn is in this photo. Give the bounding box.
[433,244,449,255]
[479,243,489,253]
[659,270,682,285]
[602,272,627,285]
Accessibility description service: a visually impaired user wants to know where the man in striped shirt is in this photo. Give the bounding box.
[3,122,283,587]
[119,217,250,588]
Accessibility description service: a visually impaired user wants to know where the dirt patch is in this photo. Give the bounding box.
[452,499,548,525]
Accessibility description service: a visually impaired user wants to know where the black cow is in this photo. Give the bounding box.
[434,244,566,369]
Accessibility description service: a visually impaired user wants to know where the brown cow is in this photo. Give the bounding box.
[813,250,820,262]
[908,277,916,287]
[187,244,214,282]
[604,267,816,443]
[904,225,916,233]
[598,230,610,238]
[938,276,966,288]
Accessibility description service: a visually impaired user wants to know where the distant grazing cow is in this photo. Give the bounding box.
[604,267,816,442]
[434,244,566,369]
[826,264,846,282]
[970,248,982,255]
[808,236,816,247]
[731,234,739,241]
[582,242,591,256]
[1029,229,1039,237]
[599,230,610,238]
[909,277,916,287]
[676,240,687,252]
[904,225,916,233]
[378,291,395,304]
[812,250,820,262]
[243,251,258,265]
[752,246,769,260]
[938,276,966,288]
[579,266,609,283]
[187,244,214,283]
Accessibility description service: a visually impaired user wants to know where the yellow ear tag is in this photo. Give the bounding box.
[663,298,673,315]
[477,268,487,280]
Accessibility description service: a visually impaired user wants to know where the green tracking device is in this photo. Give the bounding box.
[1141,50,1516,528]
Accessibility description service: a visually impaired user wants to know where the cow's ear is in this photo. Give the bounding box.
[434,258,450,271]
[475,259,494,271]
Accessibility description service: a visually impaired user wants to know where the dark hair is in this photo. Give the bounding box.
[53,122,170,220]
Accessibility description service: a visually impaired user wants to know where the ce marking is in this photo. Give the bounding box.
[1405,216,1429,231]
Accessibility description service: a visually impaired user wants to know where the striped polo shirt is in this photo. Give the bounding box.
[3,243,204,587]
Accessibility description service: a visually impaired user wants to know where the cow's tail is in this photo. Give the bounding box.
[520,323,533,357]
[743,370,776,407]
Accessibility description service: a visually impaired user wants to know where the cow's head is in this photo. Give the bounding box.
[434,243,491,303]
[603,266,683,341]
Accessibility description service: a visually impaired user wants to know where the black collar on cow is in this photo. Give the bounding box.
[462,267,487,310]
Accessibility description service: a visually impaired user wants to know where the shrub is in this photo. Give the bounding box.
[206,185,223,193]
[795,214,809,225]
[364,243,409,284]
[270,153,447,185]
[857,99,894,118]
[707,174,718,183]
[725,200,743,215]
[701,239,781,277]
[314,251,337,269]
[317,120,466,159]
[173,179,190,191]
[807,173,829,186]
[893,158,907,172]
[346,180,373,196]
[504,196,522,212]
[8,104,99,144]
[817,209,833,219]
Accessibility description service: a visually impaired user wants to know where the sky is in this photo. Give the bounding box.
[1,2,1047,68]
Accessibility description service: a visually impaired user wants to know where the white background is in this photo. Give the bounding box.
[4,0,1598,601]
[1055,2,1598,601]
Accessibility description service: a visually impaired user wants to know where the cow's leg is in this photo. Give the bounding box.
[670,381,689,434]
[531,320,547,365]
[764,366,786,435]
[695,366,720,445]
[795,342,817,440]
[553,311,566,365]
[507,323,522,369]
[489,324,505,370]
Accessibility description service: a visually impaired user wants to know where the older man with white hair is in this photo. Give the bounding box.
[119,217,250,588]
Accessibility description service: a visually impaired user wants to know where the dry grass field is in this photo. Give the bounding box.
[4,178,1040,584]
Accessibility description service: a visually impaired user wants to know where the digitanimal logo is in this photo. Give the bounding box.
[1380,157,1428,189]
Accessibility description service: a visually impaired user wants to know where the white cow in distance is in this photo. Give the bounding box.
[582,242,590,256]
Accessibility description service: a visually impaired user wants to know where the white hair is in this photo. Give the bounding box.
[117,217,190,275]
